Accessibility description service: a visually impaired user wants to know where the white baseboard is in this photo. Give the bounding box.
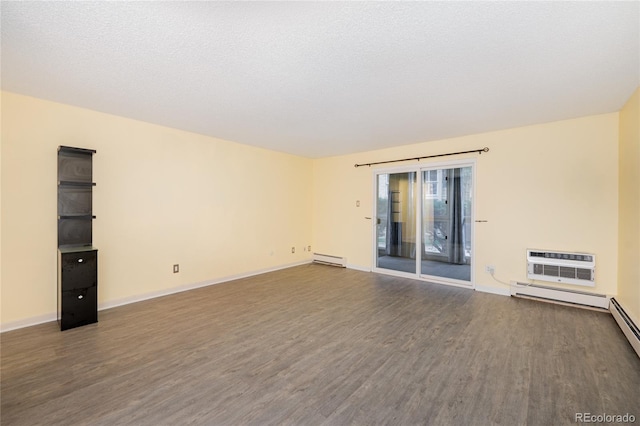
[1,260,312,333]
[609,298,640,358]
[346,264,372,272]
[0,313,58,333]
[475,284,510,296]
[510,281,609,310]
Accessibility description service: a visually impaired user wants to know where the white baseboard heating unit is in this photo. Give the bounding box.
[609,298,640,358]
[510,282,609,310]
[527,249,595,287]
[312,253,347,268]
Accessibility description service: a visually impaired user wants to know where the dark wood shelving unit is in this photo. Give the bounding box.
[57,146,98,331]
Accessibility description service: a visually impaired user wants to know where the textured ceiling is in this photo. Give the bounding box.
[2,1,638,158]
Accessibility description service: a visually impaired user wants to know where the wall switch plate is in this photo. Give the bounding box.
[291,247,295,253]
[173,264,179,273]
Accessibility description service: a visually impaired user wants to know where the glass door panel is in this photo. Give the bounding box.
[421,167,472,282]
[376,172,418,274]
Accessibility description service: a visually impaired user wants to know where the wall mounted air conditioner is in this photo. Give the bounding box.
[527,249,595,287]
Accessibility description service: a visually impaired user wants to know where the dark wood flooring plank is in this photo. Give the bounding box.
[2,264,639,425]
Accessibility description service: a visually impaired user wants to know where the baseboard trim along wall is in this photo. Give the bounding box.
[0,313,59,333]
[475,285,510,297]
[609,298,640,358]
[346,264,372,273]
[0,260,312,333]
[509,281,609,310]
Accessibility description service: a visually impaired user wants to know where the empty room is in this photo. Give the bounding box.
[1,2,639,425]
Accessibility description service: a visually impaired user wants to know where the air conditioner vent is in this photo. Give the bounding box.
[576,268,592,281]
[560,266,576,278]
[527,249,595,287]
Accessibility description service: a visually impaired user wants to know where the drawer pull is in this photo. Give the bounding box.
[78,259,83,263]
[78,294,84,299]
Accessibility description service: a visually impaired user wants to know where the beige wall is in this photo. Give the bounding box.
[313,113,620,295]
[1,91,313,327]
[618,87,640,324]
[0,90,628,329]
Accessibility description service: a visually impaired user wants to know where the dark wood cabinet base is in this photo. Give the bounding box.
[60,286,98,331]
[58,247,98,331]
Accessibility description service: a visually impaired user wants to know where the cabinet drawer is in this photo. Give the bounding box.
[61,250,97,290]
[60,286,97,331]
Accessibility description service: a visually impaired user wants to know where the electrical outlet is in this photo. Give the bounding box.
[485,265,495,274]
[291,247,295,253]
[308,245,311,252]
[173,264,179,273]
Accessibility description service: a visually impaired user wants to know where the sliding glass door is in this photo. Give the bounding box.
[375,162,473,285]
[376,172,418,274]
[421,166,472,282]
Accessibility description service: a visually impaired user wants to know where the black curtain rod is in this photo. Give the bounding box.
[354,147,489,168]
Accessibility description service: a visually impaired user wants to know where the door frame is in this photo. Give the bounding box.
[371,158,477,289]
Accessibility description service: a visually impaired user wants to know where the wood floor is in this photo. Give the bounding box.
[2,264,639,425]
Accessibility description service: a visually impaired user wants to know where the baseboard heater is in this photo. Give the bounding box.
[510,282,609,310]
[312,253,347,268]
[609,298,640,358]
